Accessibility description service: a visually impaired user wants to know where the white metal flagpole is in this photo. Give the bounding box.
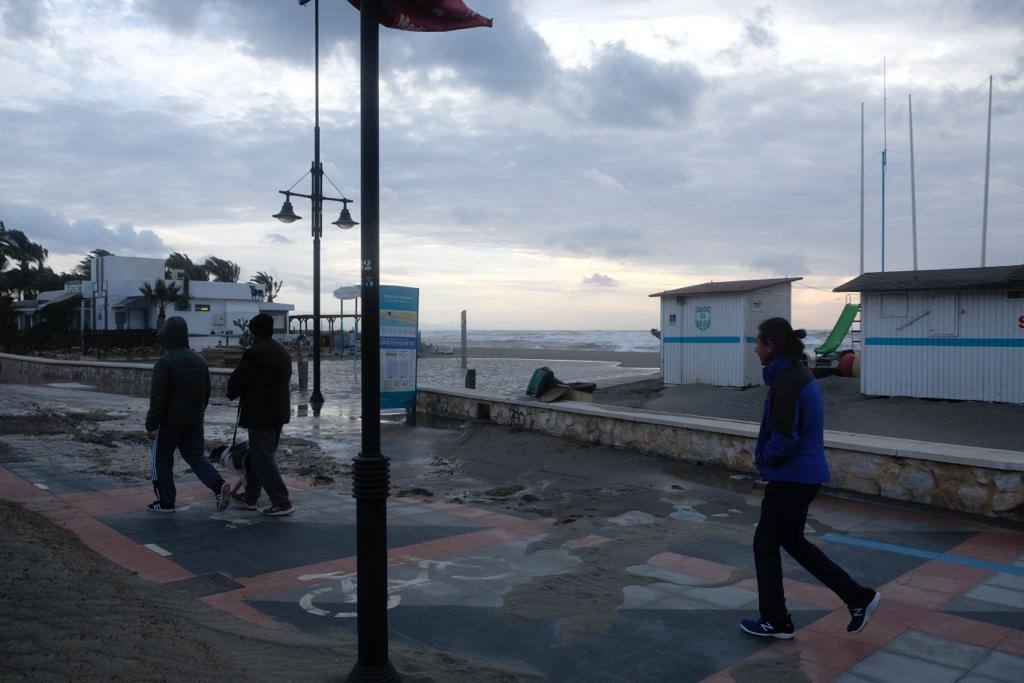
[860,101,865,275]
[881,58,888,272]
[981,74,993,267]
[909,93,918,271]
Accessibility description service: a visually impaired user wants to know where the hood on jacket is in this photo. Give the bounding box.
[158,316,190,350]
[762,356,794,385]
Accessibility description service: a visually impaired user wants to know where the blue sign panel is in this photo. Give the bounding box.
[380,285,419,410]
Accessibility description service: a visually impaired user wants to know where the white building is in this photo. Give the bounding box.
[82,255,293,349]
[835,265,1024,404]
[651,277,800,388]
[13,283,84,331]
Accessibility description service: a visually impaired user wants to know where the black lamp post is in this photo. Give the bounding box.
[348,3,400,681]
[273,0,358,407]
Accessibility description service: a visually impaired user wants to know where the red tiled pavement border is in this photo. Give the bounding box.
[999,631,1024,657]
[1,465,194,583]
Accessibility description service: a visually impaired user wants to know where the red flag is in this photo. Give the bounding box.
[347,0,492,31]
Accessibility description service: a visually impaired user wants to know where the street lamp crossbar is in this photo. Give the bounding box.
[278,189,354,204]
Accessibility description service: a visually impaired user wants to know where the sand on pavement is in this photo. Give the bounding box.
[0,497,534,682]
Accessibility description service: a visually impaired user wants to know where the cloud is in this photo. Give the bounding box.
[0,0,48,39]
[582,273,620,287]
[971,0,1024,22]
[719,5,779,66]
[750,253,811,276]
[3,1,1024,331]
[451,205,494,226]
[133,0,358,64]
[563,42,704,127]
[583,168,627,192]
[0,205,167,257]
[547,223,656,261]
[135,0,557,97]
[0,99,309,228]
[743,6,779,49]
[386,1,560,97]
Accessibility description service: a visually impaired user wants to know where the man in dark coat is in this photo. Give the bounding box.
[145,316,230,512]
[227,313,294,516]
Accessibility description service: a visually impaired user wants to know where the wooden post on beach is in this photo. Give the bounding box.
[461,310,467,370]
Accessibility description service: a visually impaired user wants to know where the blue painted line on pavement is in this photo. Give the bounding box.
[821,533,1024,576]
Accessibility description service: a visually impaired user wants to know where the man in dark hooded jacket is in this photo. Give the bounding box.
[145,316,230,512]
[227,313,294,516]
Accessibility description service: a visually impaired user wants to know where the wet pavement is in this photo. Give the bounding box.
[2,383,1024,682]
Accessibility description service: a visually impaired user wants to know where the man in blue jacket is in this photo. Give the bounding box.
[740,318,880,640]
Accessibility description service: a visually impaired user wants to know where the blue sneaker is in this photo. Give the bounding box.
[740,617,795,639]
[847,590,881,633]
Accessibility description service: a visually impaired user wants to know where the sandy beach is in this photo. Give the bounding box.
[420,347,659,369]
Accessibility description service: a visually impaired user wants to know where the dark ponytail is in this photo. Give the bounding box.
[757,317,806,360]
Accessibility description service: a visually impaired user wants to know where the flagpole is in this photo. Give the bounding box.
[349,0,398,680]
[860,101,864,275]
[981,74,992,267]
[909,93,918,271]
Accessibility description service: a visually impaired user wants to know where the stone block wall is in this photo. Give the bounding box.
[418,385,1024,522]
[0,353,231,397]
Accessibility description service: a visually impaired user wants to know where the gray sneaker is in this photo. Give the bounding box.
[262,504,295,517]
[216,482,232,512]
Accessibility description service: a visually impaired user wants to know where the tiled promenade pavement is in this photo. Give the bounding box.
[2,457,1024,682]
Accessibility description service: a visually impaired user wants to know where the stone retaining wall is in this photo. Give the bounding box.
[0,352,231,397]
[418,384,1024,522]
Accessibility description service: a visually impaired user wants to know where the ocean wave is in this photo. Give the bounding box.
[421,330,661,353]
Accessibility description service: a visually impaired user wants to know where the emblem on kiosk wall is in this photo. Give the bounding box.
[695,306,712,331]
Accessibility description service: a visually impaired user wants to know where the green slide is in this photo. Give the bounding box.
[815,303,860,355]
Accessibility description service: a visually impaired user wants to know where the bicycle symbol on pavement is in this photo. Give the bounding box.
[297,555,516,619]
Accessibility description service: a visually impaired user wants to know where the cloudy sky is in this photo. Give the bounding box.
[1,0,1022,330]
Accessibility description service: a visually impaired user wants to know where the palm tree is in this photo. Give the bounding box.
[73,249,114,280]
[250,271,283,303]
[0,220,8,274]
[204,256,241,283]
[139,279,182,330]
[0,293,15,334]
[165,252,208,281]
[3,228,48,272]
[0,221,8,295]
[0,228,49,300]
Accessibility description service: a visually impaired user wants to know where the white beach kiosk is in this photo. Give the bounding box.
[834,264,1024,403]
[651,277,801,388]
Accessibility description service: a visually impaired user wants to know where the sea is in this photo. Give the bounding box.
[321,329,842,398]
[421,329,660,353]
[420,329,836,353]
